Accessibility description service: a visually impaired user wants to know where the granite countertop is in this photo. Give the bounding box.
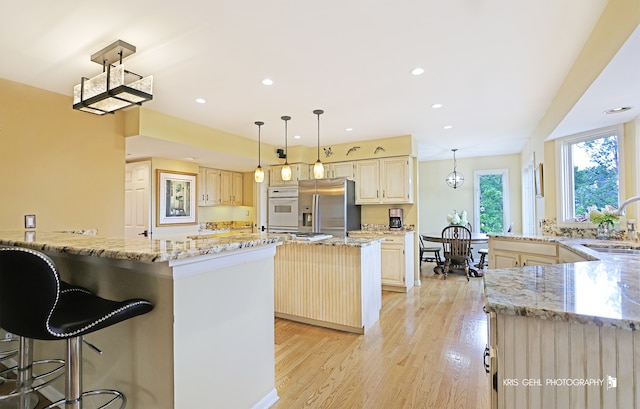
[485,234,640,330]
[0,231,284,263]
[284,236,385,247]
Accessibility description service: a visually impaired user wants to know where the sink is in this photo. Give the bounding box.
[587,246,640,255]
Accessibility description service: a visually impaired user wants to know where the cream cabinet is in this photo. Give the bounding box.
[355,157,413,204]
[220,170,243,205]
[270,163,310,186]
[557,246,589,264]
[198,167,221,206]
[349,231,414,292]
[489,238,558,268]
[324,161,355,180]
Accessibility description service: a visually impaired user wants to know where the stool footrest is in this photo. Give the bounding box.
[44,389,126,409]
[0,358,64,399]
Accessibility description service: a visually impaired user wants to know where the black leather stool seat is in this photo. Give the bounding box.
[0,248,153,341]
[0,247,153,409]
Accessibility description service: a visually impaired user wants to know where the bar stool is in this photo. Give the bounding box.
[476,248,489,270]
[0,282,89,409]
[0,247,153,409]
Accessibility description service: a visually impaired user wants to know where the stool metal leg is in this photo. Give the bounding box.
[65,337,82,409]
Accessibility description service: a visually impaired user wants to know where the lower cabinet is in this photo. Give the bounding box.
[489,238,558,268]
[349,231,414,292]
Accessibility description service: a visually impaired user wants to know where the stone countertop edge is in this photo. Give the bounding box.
[485,234,640,331]
[0,231,285,264]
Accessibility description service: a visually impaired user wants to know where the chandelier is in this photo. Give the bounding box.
[73,40,153,115]
[445,148,464,189]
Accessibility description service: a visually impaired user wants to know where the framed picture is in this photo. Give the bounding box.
[534,163,544,198]
[156,170,198,226]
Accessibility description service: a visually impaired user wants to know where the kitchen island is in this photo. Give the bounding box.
[0,231,284,409]
[484,235,640,409]
[274,236,384,334]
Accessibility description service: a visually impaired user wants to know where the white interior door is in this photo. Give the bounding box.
[125,161,151,238]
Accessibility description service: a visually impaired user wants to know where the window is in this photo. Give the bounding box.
[474,169,510,234]
[556,126,623,224]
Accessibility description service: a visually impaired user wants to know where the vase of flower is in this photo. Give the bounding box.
[596,222,613,240]
[589,205,619,240]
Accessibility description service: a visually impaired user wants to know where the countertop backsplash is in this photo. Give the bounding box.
[541,217,627,240]
[359,224,415,231]
[199,221,252,231]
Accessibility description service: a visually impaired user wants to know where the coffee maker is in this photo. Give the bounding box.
[389,208,403,230]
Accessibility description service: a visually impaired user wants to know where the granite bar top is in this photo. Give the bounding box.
[0,231,284,263]
[284,236,385,247]
[485,234,640,330]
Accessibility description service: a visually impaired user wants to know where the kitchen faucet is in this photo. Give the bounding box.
[613,195,640,216]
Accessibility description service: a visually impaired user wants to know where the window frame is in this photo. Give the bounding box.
[555,125,625,227]
[473,169,510,234]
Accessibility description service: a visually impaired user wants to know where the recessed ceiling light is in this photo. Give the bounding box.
[411,67,425,76]
[431,103,443,109]
[346,128,353,132]
[443,125,453,130]
[195,98,206,104]
[262,78,274,86]
[604,106,632,114]
[294,134,301,139]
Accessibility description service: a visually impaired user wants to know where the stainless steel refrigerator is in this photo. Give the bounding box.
[298,178,361,236]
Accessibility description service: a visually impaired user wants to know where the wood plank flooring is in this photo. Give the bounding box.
[273,266,490,409]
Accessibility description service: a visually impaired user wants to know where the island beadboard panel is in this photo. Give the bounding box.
[274,241,382,334]
[493,313,638,409]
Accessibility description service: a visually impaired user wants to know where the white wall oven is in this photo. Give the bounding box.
[268,186,298,233]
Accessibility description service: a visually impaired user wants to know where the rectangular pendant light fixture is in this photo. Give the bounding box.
[73,40,153,115]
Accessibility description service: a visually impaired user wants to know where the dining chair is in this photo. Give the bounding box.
[441,225,472,281]
[419,236,442,267]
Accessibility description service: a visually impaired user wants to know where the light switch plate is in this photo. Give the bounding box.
[24,214,36,229]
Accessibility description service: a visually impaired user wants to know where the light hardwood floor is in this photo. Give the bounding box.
[273,265,490,409]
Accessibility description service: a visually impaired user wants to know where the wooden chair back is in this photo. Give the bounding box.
[441,225,471,262]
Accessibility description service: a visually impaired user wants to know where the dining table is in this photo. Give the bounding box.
[420,231,489,277]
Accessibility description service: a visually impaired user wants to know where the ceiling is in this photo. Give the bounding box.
[2,1,638,171]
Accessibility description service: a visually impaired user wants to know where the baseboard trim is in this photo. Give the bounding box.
[251,388,279,409]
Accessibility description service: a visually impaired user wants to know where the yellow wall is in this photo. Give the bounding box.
[0,78,125,236]
[523,0,640,224]
[125,108,280,165]
[418,154,522,235]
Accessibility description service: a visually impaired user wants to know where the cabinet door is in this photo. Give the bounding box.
[355,160,381,204]
[491,250,519,268]
[270,165,284,186]
[198,168,208,206]
[381,157,412,203]
[206,169,221,205]
[520,254,557,267]
[381,244,405,285]
[220,170,233,205]
[232,172,243,205]
[332,162,355,180]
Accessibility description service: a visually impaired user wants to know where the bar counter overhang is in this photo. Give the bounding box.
[0,231,283,409]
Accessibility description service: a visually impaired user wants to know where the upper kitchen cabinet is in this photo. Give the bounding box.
[355,156,413,204]
[220,170,243,205]
[198,167,221,206]
[270,163,310,186]
[324,161,355,180]
[198,167,243,206]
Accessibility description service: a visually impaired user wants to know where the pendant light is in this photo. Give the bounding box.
[254,121,265,183]
[445,148,464,189]
[313,109,325,179]
[281,116,292,181]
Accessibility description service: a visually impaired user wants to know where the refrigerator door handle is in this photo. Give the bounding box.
[313,193,320,233]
